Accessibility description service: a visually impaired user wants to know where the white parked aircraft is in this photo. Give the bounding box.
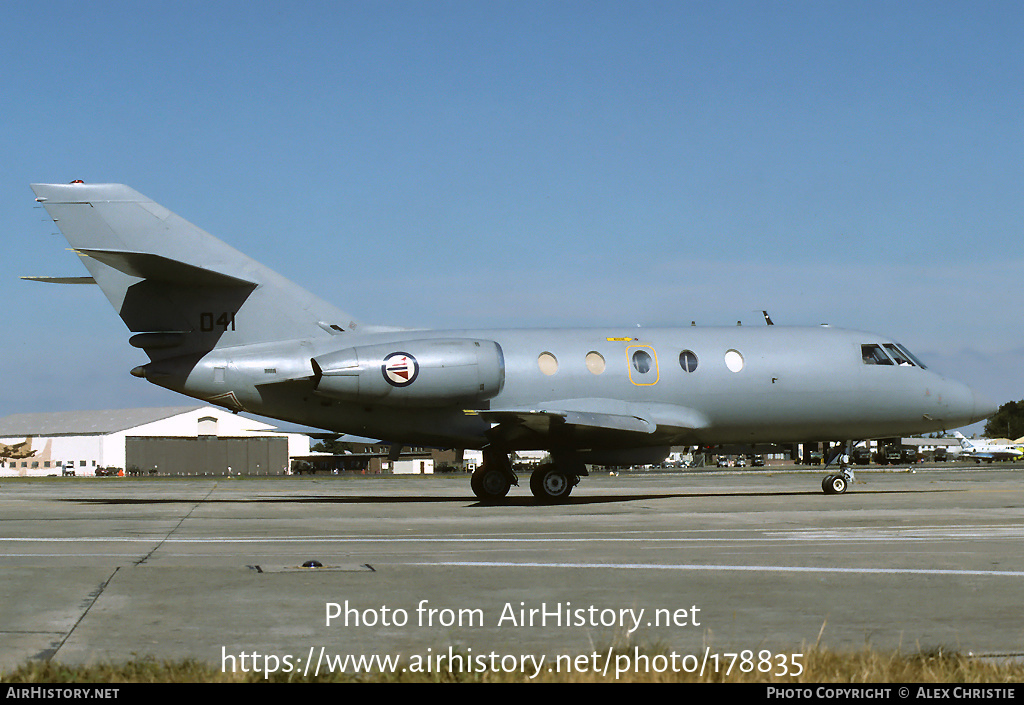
[951,432,1023,463]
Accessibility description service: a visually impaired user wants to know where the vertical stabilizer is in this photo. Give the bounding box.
[31,183,360,359]
[952,431,973,448]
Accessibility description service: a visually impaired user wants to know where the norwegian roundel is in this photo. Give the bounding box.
[381,352,419,387]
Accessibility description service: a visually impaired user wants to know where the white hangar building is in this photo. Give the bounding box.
[0,406,311,477]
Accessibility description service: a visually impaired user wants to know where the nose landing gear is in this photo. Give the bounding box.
[821,441,856,495]
[821,472,850,494]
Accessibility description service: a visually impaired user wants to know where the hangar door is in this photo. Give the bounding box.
[126,436,288,476]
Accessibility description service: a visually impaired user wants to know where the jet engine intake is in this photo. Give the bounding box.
[311,338,504,407]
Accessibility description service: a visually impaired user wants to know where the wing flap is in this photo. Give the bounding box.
[475,408,654,435]
[473,398,709,438]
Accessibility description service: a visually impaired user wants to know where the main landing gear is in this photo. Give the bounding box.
[471,451,583,503]
[470,450,517,502]
[821,441,856,495]
[529,458,583,503]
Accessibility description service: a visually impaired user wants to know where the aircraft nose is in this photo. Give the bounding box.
[946,381,998,428]
[971,389,999,423]
[935,378,998,430]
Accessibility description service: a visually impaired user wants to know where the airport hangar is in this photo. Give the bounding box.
[0,405,459,477]
[0,406,314,477]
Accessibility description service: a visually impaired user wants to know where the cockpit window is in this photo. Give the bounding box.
[893,342,928,369]
[883,344,915,367]
[862,342,929,369]
[861,344,894,365]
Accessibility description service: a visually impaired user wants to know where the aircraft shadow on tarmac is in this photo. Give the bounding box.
[63,486,955,508]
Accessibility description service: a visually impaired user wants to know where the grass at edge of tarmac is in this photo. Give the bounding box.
[3,646,1023,683]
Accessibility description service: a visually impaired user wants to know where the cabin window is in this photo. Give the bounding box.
[585,351,606,375]
[861,344,893,365]
[724,349,744,373]
[679,350,699,373]
[627,346,659,385]
[538,352,559,376]
[631,349,653,374]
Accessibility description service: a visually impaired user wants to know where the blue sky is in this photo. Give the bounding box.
[3,1,1022,424]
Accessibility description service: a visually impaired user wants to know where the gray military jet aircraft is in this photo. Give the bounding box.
[28,182,995,501]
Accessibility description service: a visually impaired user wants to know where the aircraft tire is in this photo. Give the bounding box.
[822,474,848,495]
[529,463,551,496]
[530,465,574,503]
[471,465,511,501]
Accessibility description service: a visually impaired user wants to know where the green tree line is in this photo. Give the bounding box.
[984,400,1024,439]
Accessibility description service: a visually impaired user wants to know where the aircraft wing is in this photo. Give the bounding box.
[472,399,709,446]
[475,408,654,435]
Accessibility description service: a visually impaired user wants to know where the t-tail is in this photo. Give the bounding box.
[31,182,361,360]
[30,182,372,409]
[952,431,975,449]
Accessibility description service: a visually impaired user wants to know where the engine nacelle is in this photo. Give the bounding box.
[311,338,505,407]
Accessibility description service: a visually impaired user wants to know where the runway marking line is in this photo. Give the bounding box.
[408,561,1024,578]
[5,524,1024,543]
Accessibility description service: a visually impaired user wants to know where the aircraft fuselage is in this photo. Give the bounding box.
[144,324,986,455]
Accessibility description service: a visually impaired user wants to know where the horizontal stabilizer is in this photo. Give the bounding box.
[21,276,96,284]
[76,249,257,288]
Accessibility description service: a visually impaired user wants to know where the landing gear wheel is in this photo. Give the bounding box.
[529,464,546,496]
[471,465,511,501]
[530,464,575,503]
[822,474,848,495]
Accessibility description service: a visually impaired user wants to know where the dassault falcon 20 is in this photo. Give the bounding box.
[952,432,1023,463]
[28,182,995,501]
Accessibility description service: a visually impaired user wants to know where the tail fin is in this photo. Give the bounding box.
[952,431,973,448]
[31,183,359,359]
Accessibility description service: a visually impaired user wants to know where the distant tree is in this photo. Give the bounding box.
[983,401,1024,440]
[310,435,350,454]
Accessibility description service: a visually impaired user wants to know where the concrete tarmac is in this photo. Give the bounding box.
[2,467,1023,677]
